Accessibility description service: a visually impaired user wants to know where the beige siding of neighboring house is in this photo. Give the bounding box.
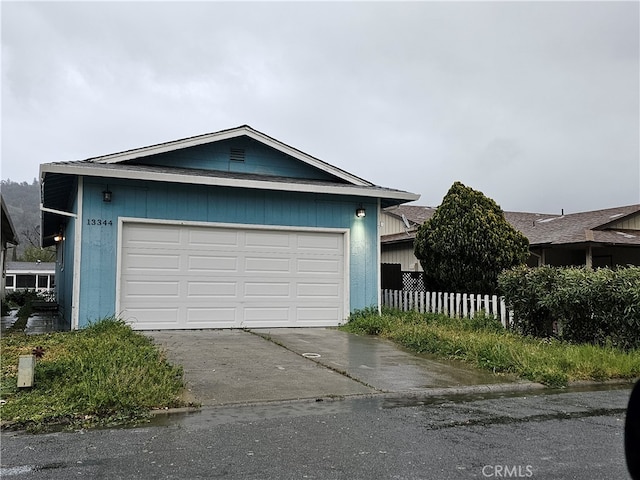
[608,212,640,231]
[380,212,410,236]
[381,242,423,271]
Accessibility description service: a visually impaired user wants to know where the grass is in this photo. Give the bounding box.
[0,317,186,432]
[340,308,640,388]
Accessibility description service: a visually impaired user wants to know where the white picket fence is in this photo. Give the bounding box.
[381,289,512,328]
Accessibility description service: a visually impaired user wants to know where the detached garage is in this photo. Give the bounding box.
[40,125,418,330]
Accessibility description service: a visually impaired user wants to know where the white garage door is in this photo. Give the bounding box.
[119,222,347,330]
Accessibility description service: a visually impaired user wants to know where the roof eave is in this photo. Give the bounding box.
[40,163,419,204]
[1,196,19,246]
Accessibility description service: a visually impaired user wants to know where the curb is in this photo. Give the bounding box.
[389,381,547,399]
[148,378,638,416]
[149,406,201,416]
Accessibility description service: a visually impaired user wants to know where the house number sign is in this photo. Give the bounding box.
[87,219,113,226]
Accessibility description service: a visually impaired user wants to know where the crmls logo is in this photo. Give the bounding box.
[482,465,534,478]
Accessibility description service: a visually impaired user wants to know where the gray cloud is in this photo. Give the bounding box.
[2,1,638,213]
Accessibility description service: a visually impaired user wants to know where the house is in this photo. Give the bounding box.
[40,125,419,330]
[381,204,640,281]
[4,261,56,296]
[1,195,19,300]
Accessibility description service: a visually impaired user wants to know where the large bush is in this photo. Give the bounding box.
[499,265,640,349]
[414,181,529,294]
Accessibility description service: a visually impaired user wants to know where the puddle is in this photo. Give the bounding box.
[381,381,634,409]
[147,396,387,429]
[0,459,104,476]
[25,313,69,335]
[0,311,69,335]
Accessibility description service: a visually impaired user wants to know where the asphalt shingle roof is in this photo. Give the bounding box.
[383,204,640,247]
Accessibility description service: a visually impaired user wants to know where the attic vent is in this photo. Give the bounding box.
[230,148,245,162]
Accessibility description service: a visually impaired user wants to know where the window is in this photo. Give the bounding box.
[38,275,49,289]
[6,275,14,287]
[16,275,36,288]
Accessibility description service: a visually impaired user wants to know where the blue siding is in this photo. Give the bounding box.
[55,187,78,329]
[76,177,378,327]
[135,137,339,182]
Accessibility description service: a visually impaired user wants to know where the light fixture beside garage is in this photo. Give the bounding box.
[102,187,112,203]
[356,206,366,218]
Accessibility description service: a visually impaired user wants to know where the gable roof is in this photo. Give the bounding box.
[383,204,640,247]
[72,125,371,186]
[40,125,419,208]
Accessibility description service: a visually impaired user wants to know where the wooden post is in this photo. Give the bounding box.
[17,355,36,388]
[586,245,593,269]
[462,293,468,318]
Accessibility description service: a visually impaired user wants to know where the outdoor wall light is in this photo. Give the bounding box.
[54,232,63,242]
[356,207,366,218]
[102,188,112,203]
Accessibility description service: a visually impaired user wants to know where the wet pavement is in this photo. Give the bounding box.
[0,310,19,332]
[144,328,533,407]
[1,310,68,335]
[0,386,632,479]
[252,328,516,391]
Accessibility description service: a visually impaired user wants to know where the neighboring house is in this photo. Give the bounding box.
[4,261,56,295]
[40,125,419,330]
[1,195,19,300]
[381,204,640,276]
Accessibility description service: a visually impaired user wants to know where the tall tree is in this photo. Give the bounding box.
[414,181,529,294]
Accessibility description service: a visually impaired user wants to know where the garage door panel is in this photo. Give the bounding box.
[245,231,291,248]
[296,307,340,322]
[243,307,291,322]
[123,280,180,298]
[187,255,238,272]
[123,224,182,247]
[297,258,341,274]
[244,282,291,298]
[245,257,291,273]
[188,229,239,247]
[124,253,181,272]
[120,223,345,330]
[126,307,180,324]
[187,281,237,298]
[296,282,340,298]
[186,307,236,324]
[297,233,342,253]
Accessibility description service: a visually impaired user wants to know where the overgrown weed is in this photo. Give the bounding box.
[1,317,185,432]
[342,308,640,388]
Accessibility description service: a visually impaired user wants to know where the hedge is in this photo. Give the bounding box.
[499,265,640,350]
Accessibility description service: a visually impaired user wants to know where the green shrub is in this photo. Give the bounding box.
[414,181,529,294]
[499,265,640,349]
[4,289,39,308]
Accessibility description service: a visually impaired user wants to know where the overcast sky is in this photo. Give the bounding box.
[2,1,639,213]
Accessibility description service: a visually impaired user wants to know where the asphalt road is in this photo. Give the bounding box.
[0,386,633,479]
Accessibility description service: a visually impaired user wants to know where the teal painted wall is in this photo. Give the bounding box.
[55,186,78,329]
[75,177,378,327]
[135,137,340,182]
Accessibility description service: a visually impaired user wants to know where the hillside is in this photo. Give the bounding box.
[1,179,42,257]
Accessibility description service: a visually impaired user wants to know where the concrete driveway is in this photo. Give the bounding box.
[144,328,532,407]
